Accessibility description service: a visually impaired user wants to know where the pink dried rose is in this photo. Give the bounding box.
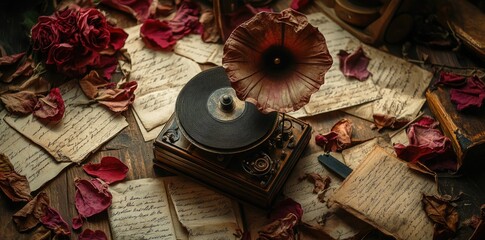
[100,0,156,22]
[0,91,38,115]
[83,156,129,184]
[33,88,65,122]
[338,47,371,81]
[258,198,303,240]
[79,229,108,240]
[140,18,176,50]
[74,178,112,218]
[394,116,457,171]
[40,205,71,236]
[450,76,485,111]
[315,119,353,152]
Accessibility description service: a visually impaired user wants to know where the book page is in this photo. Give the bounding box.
[341,137,394,170]
[343,42,432,121]
[174,34,223,66]
[109,178,177,240]
[124,26,201,132]
[4,80,128,163]
[0,107,71,191]
[283,152,370,239]
[165,176,241,240]
[298,13,381,116]
[333,147,437,240]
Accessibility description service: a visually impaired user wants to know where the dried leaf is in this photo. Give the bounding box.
[2,56,34,83]
[315,119,353,152]
[371,113,409,131]
[394,116,457,172]
[422,194,459,239]
[338,47,371,81]
[96,81,137,112]
[33,88,65,122]
[0,91,38,115]
[13,192,49,232]
[79,70,115,99]
[450,76,485,111]
[0,153,15,173]
[74,178,112,218]
[298,173,331,194]
[79,229,108,240]
[40,205,71,236]
[82,156,129,184]
[0,171,32,202]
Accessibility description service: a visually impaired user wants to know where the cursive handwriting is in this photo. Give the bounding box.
[174,34,223,66]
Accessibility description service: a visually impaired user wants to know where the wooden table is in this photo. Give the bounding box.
[1,1,484,239]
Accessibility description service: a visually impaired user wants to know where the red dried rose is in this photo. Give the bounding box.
[315,119,353,152]
[31,16,59,53]
[78,8,110,51]
[83,156,129,184]
[33,88,65,122]
[54,7,80,37]
[450,76,485,111]
[258,198,303,240]
[79,229,108,240]
[394,116,457,171]
[74,178,112,218]
[338,47,371,81]
[140,19,176,50]
[105,26,129,53]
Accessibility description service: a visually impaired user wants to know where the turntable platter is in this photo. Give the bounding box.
[176,67,278,154]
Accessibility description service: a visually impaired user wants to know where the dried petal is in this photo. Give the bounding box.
[0,52,33,83]
[298,173,331,194]
[290,0,311,11]
[33,88,65,122]
[100,0,154,22]
[0,171,32,202]
[106,26,129,52]
[269,198,303,222]
[315,131,339,152]
[79,71,114,99]
[315,119,353,152]
[16,75,50,94]
[72,215,84,230]
[31,225,52,240]
[40,205,71,236]
[450,76,485,111]
[82,156,129,184]
[96,55,119,80]
[436,72,467,87]
[338,47,371,81]
[74,178,112,218]
[169,0,201,40]
[96,81,137,112]
[13,192,49,232]
[422,194,459,239]
[0,52,25,66]
[199,10,220,43]
[223,9,332,113]
[372,113,409,131]
[79,229,108,240]
[0,91,38,115]
[0,153,15,173]
[259,198,302,240]
[140,19,176,51]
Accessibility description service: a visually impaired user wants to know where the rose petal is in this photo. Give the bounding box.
[1,55,34,83]
[298,172,331,195]
[0,91,38,115]
[0,171,32,202]
[315,131,339,152]
[200,10,220,43]
[107,26,128,52]
[290,0,311,10]
[79,229,108,240]
[269,198,303,222]
[96,81,137,112]
[13,192,49,232]
[338,47,371,81]
[40,205,71,236]
[258,198,302,239]
[101,0,154,22]
[140,19,176,50]
[82,156,129,184]
[450,76,485,111]
[79,71,114,99]
[0,153,15,173]
[372,113,409,131]
[72,215,84,230]
[436,72,467,87]
[33,88,65,122]
[0,52,25,66]
[74,178,112,218]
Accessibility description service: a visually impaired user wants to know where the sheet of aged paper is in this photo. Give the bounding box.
[109,178,177,240]
[343,42,433,121]
[174,34,223,66]
[290,13,380,117]
[124,26,201,132]
[283,152,370,239]
[0,107,71,191]
[4,81,128,163]
[341,137,394,170]
[165,176,241,240]
[332,147,437,240]
[133,108,164,142]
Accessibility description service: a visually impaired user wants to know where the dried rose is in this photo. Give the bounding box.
[436,72,467,87]
[78,8,110,51]
[74,178,112,218]
[0,91,38,115]
[96,81,137,112]
[422,194,459,240]
[33,88,65,122]
[223,8,332,113]
[31,16,59,53]
[450,76,485,111]
[79,229,108,240]
[258,198,303,240]
[13,192,49,232]
[315,132,339,152]
[54,7,80,38]
[338,47,371,81]
[40,205,71,236]
[105,26,129,53]
[140,19,176,51]
[83,156,129,184]
[101,0,155,22]
[169,0,201,40]
[315,119,353,152]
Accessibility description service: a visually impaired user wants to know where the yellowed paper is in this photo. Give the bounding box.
[166,176,241,240]
[333,147,437,240]
[133,108,164,142]
[124,26,201,132]
[174,34,223,66]
[343,42,432,121]
[297,13,381,116]
[0,107,71,191]
[283,152,370,239]
[4,81,128,163]
[109,178,177,240]
[341,137,394,170]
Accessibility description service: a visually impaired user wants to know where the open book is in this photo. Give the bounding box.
[332,146,438,240]
[108,177,243,240]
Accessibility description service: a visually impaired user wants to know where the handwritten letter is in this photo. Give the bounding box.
[333,147,437,240]
[124,26,201,134]
[4,81,128,163]
[166,176,240,240]
[174,34,223,66]
[109,178,176,240]
[283,152,369,239]
[0,107,71,191]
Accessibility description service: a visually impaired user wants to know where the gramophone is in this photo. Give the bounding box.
[153,9,332,207]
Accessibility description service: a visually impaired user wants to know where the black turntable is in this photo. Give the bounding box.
[153,67,311,207]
